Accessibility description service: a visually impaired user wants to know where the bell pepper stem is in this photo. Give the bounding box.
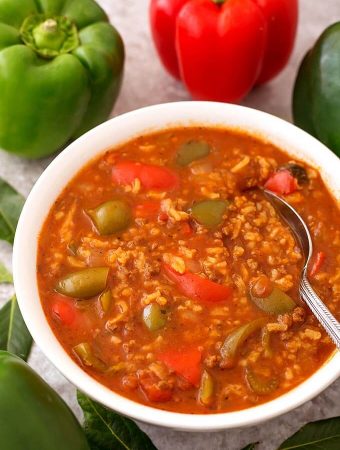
[43,19,58,33]
[20,14,79,58]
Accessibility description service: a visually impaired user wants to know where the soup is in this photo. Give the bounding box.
[37,127,339,414]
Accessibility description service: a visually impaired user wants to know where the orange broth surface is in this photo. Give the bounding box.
[37,127,339,414]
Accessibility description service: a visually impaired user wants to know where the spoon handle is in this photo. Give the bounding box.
[300,272,340,350]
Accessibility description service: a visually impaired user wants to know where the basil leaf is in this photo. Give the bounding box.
[77,391,158,450]
[241,444,258,450]
[0,261,13,283]
[278,417,340,449]
[0,295,32,361]
[0,178,25,244]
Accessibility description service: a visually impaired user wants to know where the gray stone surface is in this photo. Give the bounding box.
[0,1,339,449]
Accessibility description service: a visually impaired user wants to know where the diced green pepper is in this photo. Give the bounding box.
[73,343,106,371]
[98,289,112,314]
[106,362,127,374]
[56,267,109,298]
[220,318,267,368]
[249,276,296,315]
[87,200,131,235]
[176,140,211,166]
[281,163,308,185]
[261,327,273,358]
[143,303,166,331]
[190,199,229,228]
[198,370,214,406]
[245,367,278,395]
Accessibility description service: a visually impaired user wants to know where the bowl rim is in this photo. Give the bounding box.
[13,101,340,431]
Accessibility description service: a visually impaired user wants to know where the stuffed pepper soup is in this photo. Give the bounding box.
[37,127,340,414]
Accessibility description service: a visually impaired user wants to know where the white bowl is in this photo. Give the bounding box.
[13,102,340,431]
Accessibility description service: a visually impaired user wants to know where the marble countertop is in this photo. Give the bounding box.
[0,1,339,448]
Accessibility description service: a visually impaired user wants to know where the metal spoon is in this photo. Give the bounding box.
[263,188,340,349]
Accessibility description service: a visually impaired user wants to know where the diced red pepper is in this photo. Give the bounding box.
[139,376,173,402]
[51,296,76,326]
[264,169,297,195]
[135,200,160,218]
[265,169,297,194]
[112,160,179,190]
[158,212,169,222]
[163,263,232,304]
[309,251,326,278]
[180,222,192,236]
[159,347,202,387]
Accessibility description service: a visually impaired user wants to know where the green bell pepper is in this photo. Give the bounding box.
[87,200,132,235]
[198,370,214,406]
[0,0,124,158]
[220,318,267,368]
[249,275,296,315]
[143,303,167,331]
[245,367,278,396]
[176,140,211,166]
[73,342,107,371]
[0,351,90,450]
[56,266,109,298]
[293,23,340,157]
[190,199,229,228]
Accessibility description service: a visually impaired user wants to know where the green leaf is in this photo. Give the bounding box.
[0,178,25,244]
[0,261,13,283]
[278,417,340,449]
[0,295,32,361]
[77,391,158,450]
[241,444,258,450]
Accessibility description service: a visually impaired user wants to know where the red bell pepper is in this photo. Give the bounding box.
[158,211,169,222]
[135,200,161,218]
[112,161,179,191]
[180,222,193,236]
[163,263,232,303]
[51,296,77,326]
[264,169,298,195]
[139,375,173,402]
[159,347,202,386]
[309,251,326,278]
[150,0,298,102]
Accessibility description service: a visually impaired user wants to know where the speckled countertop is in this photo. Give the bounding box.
[0,1,339,449]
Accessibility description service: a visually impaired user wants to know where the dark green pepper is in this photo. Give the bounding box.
[293,23,340,157]
[245,367,278,396]
[0,351,90,450]
[280,163,308,185]
[198,370,214,406]
[261,327,273,358]
[98,289,112,314]
[190,199,229,228]
[0,0,124,158]
[249,275,296,315]
[73,342,106,371]
[220,318,267,368]
[176,140,211,166]
[143,303,167,331]
[56,267,109,298]
[87,200,132,235]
